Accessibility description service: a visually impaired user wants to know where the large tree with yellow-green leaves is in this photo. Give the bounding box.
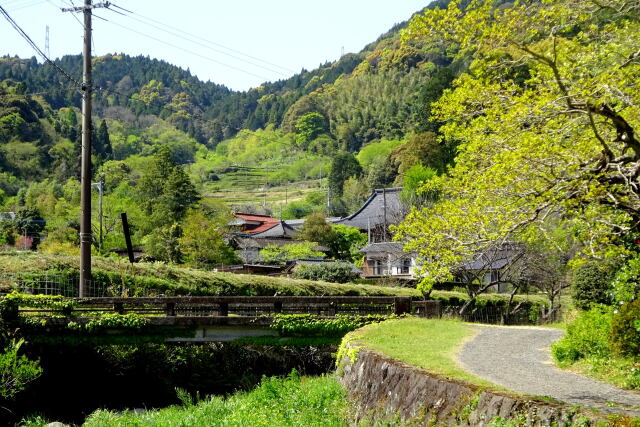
[395,0,640,293]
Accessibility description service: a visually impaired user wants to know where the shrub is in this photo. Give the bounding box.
[0,339,42,400]
[571,261,615,310]
[552,307,612,363]
[611,298,640,357]
[292,262,359,283]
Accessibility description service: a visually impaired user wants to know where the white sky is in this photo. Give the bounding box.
[0,0,429,91]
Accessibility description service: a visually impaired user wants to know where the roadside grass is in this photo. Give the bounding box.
[342,317,498,388]
[23,373,349,427]
[556,356,640,391]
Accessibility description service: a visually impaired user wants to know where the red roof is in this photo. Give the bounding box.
[233,213,280,234]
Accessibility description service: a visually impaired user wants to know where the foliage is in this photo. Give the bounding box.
[356,138,404,169]
[400,164,438,206]
[0,339,42,400]
[396,0,640,293]
[612,255,640,304]
[611,299,640,358]
[82,313,149,333]
[0,291,76,314]
[292,262,360,284]
[270,313,392,337]
[328,152,362,197]
[0,252,421,297]
[178,208,240,268]
[552,307,613,363]
[294,112,328,149]
[259,241,325,264]
[83,372,348,427]
[572,261,616,310]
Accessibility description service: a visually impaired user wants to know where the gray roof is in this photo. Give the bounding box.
[359,241,405,254]
[333,188,405,230]
[250,221,299,238]
[460,245,524,271]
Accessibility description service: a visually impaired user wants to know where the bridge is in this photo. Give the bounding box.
[3,296,440,342]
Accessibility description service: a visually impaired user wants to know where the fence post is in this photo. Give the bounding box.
[219,302,229,317]
[328,302,336,317]
[165,302,176,317]
[113,302,124,315]
[273,301,283,314]
[394,297,411,315]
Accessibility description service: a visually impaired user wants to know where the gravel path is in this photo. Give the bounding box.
[458,325,640,416]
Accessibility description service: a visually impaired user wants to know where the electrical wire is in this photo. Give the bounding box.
[106,6,289,77]
[0,3,82,89]
[110,2,295,75]
[97,17,274,82]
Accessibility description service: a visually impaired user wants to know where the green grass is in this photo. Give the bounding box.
[81,372,348,427]
[0,252,420,297]
[342,318,498,388]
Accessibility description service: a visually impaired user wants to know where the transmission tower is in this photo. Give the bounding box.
[45,25,50,58]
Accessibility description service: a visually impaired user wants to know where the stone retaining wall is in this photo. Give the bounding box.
[337,344,608,426]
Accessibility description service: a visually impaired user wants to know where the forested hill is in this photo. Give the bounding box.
[0,0,463,150]
[0,50,365,148]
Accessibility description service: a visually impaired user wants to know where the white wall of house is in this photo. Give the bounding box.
[365,253,416,277]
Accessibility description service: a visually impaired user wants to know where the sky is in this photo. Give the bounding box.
[0,0,430,91]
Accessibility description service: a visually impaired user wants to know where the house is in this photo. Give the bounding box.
[229,213,281,234]
[333,188,405,242]
[359,242,417,279]
[455,244,525,293]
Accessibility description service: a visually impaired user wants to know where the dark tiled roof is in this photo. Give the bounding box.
[333,188,405,230]
[359,241,405,253]
[251,221,298,238]
[460,245,524,271]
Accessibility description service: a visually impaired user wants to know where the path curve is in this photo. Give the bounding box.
[458,325,640,416]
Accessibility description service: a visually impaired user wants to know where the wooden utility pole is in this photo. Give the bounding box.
[63,0,110,297]
[79,0,93,297]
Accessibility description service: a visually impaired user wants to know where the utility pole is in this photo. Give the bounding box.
[63,0,110,297]
[92,175,104,252]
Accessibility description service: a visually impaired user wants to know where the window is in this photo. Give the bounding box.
[374,259,384,276]
[400,258,411,274]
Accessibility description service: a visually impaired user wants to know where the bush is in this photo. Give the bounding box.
[0,339,42,400]
[552,307,613,363]
[611,298,640,357]
[571,261,615,310]
[292,262,359,283]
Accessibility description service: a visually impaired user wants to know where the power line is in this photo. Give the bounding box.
[96,17,274,82]
[0,3,82,89]
[109,2,295,75]
[106,6,289,77]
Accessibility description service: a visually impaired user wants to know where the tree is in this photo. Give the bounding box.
[94,119,113,160]
[328,152,362,197]
[259,242,325,264]
[299,212,336,243]
[395,0,640,293]
[179,209,240,268]
[294,112,327,149]
[137,146,199,229]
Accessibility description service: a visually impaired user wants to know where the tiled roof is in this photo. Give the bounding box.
[232,213,280,234]
[460,244,524,271]
[359,241,405,254]
[333,188,405,230]
[251,221,299,238]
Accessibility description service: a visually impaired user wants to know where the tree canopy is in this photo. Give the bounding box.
[395,0,640,292]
